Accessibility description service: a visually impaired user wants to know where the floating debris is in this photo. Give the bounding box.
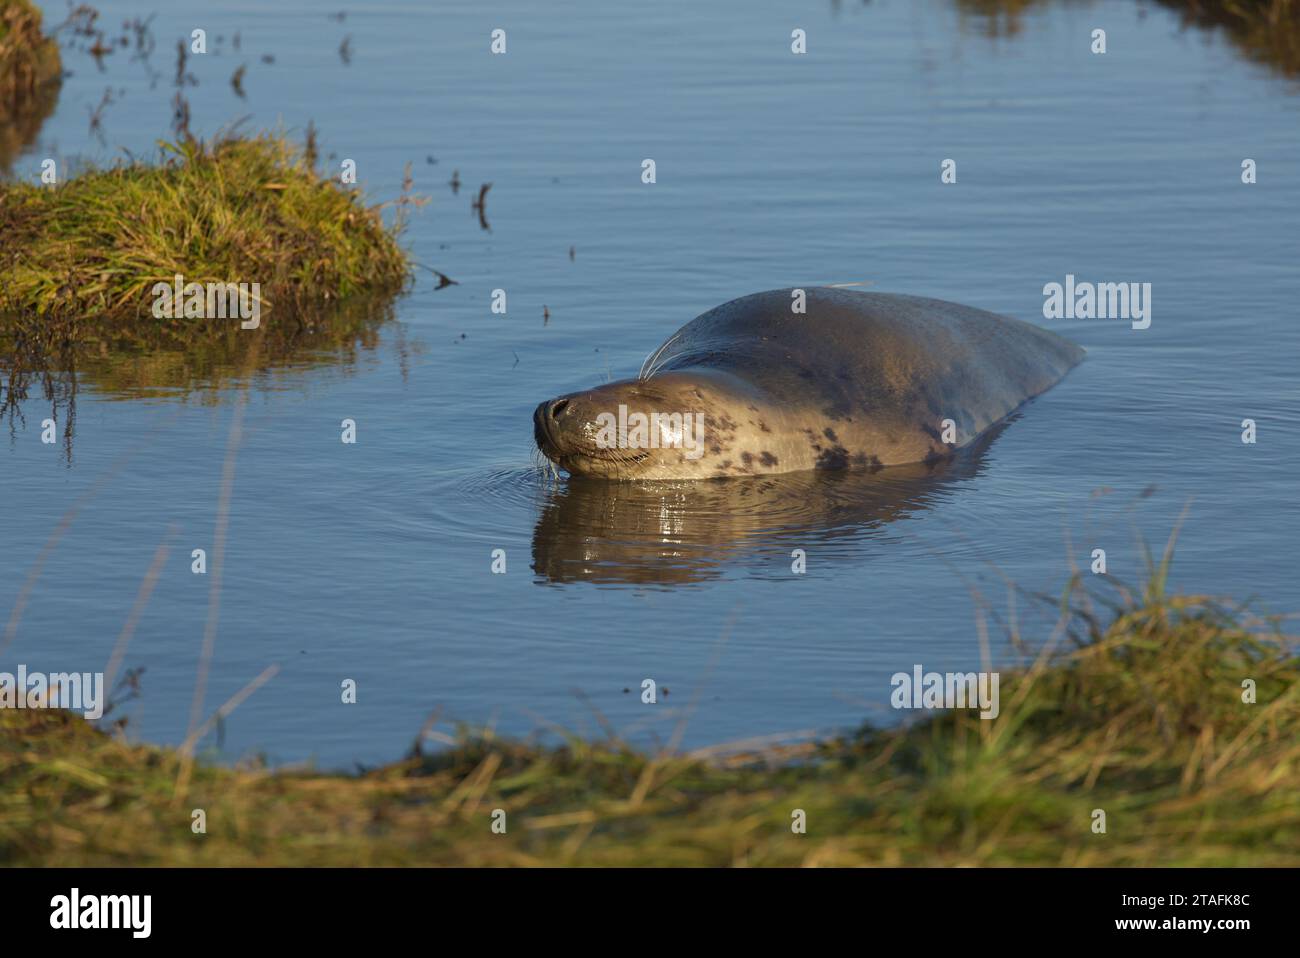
[86,85,114,136]
[472,181,491,231]
[88,31,112,61]
[415,263,458,289]
[171,90,191,138]
[174,39,196,86]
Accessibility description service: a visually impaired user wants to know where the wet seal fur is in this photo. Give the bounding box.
[534,287,1084,480]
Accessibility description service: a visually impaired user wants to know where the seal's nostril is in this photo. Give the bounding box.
[550,399,569,419]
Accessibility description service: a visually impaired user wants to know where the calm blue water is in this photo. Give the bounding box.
[2,0,1298,766]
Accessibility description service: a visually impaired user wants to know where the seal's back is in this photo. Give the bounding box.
[652,287,1084,454]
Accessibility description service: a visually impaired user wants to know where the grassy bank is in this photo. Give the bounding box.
[0,131,410,323]
[958,0,1300,77]
[2,584,1296,866]
[1154,0,1300,78]
[0,130,413,431]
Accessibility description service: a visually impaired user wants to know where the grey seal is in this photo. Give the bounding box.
[533,287,1083,480]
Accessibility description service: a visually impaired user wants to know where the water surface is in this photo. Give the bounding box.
[2,0,1297,766]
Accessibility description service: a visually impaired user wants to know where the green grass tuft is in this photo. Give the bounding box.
[0,131,410,323]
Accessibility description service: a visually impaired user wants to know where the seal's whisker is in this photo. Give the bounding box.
[531,445,562,482]
[638,327,686,380]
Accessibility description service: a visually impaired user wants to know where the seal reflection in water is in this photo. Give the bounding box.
[531,422,1010,585]
[534,288,1083,480]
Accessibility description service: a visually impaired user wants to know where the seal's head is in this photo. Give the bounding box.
[534,369,775,480]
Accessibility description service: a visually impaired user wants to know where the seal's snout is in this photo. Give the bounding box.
[533,400,552,450]
[534,397,573,455]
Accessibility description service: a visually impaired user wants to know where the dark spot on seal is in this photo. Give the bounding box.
[709,444,722,455]
[759,451,778,467]
[719,460,731,469]
[921,423,941,441]
[759,422,771,433]
[823,428,839,443]
[815,445,850,470]
[705,413,738,441]
[741,452,754,466]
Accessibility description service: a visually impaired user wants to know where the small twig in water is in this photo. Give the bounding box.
[472,182,492,230]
